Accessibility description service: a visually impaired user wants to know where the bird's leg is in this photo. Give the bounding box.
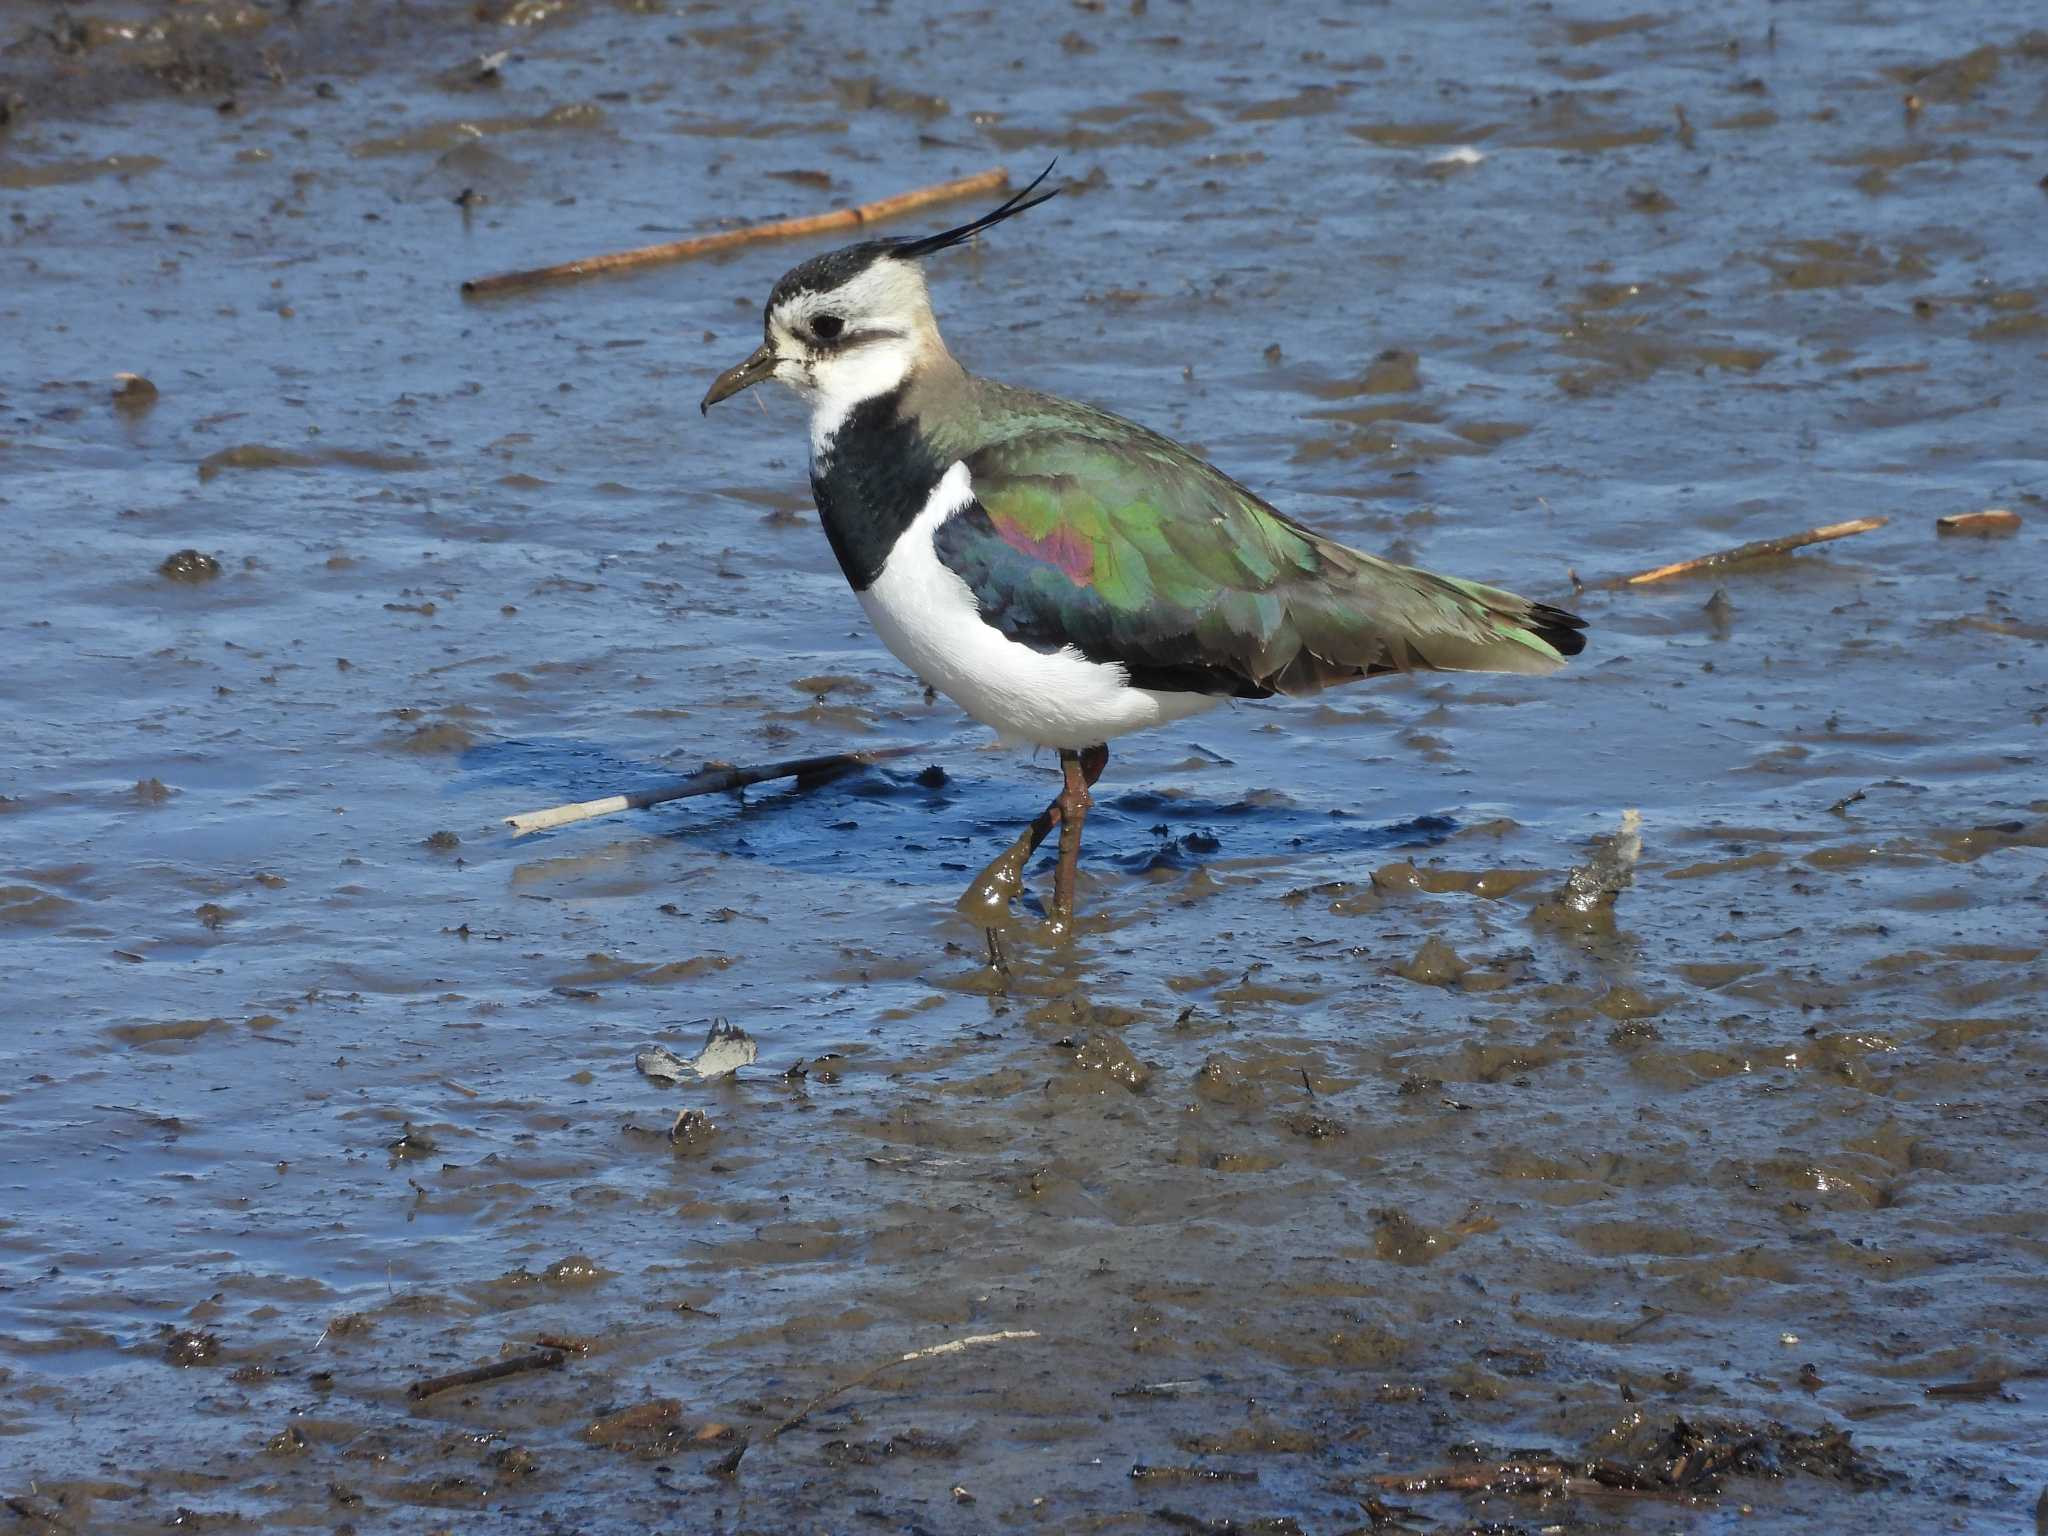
[960,744,1109,965]
[1047,743,1108,933]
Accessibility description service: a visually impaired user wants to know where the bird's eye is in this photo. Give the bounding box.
[812,314,845,341]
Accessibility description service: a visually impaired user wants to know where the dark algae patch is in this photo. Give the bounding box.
[4,1,2046,1533]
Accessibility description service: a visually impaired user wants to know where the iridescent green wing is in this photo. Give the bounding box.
[932,389,1583,697]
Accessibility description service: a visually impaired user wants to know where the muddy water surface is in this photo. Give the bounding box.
[2,2,2045,1532]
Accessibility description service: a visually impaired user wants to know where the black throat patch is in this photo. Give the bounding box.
[808,388,948,592]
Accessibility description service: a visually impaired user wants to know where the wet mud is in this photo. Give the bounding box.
[3,1,2045,1532]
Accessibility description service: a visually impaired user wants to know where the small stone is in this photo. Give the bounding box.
[158,549,221,583]
[670,1107,717,1153]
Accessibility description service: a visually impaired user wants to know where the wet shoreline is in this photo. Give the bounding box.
[3,1,2045,1531]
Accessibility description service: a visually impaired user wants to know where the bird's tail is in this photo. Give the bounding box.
[1418,571,1588,675]
[1273,547,1588,692]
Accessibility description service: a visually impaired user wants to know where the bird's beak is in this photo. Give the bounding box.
[700,342,777,415]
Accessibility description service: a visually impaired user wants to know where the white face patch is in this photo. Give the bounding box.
[764,257,945,454]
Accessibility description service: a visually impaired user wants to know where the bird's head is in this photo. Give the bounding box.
[700,164,1059,422]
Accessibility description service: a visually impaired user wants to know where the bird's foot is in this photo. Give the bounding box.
[958,827,1037,928]
[960,790,1064,943]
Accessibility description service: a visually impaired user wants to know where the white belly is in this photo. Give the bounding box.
[855,461,1217,751]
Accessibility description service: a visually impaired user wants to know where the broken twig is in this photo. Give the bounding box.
[1923,1376,2009,1400]
[406,1346,566,1400]
[1607,516,1888,587]
[770,1329,1040,1439]
[504,744,924,837]
[463,167,1012,296]
[1935,509,2020,538]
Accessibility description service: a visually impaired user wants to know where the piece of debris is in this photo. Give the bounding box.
[637,1045,689,1084]
[407,1347,566,1401]
[638,1017,758,1085]
[689,1017,756,1078]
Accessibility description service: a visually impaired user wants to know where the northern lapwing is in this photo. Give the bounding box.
[701,166,1585,945]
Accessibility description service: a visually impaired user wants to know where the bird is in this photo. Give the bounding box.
[701,165,1585,952]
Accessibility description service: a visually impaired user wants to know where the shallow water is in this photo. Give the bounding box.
[2,1,2044,1531]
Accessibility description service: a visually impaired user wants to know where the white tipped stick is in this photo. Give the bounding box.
[504,744,927,837]
[770,1329,1042,1439]
[508,793,635,835]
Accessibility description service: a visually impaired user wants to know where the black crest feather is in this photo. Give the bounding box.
[765,163,1062,311]
[889,161,1061,259]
